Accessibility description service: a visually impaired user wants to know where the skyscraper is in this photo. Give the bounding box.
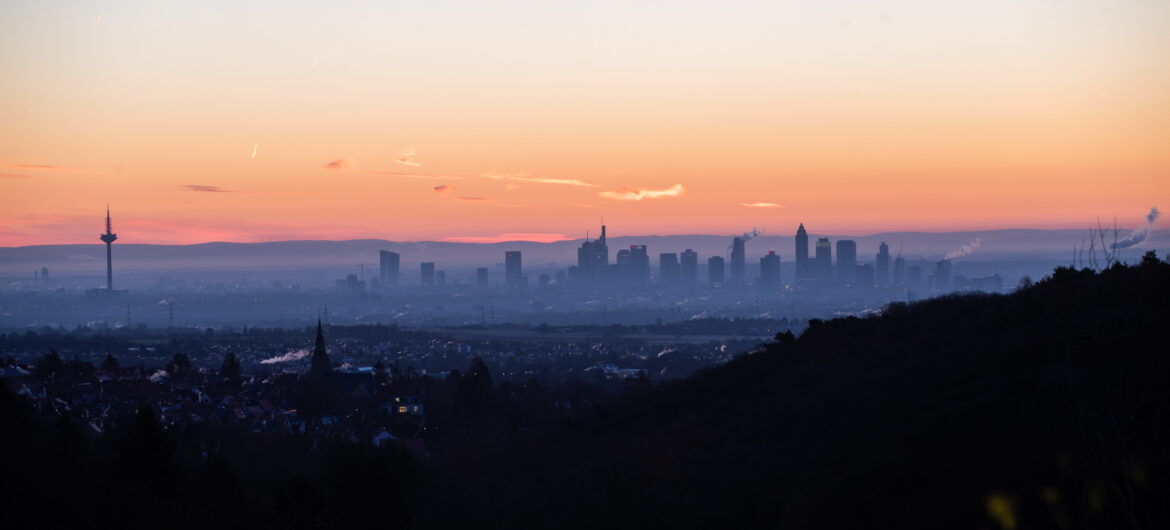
[505,250,523,290]
[759,251,780,289]
[420,262,435,286]
[836,240,857,284]
[99,206,117,291]
[856,264,875,288]
[379,250,400,287]
[476,267,489,290]
[680,249,698,286]
[875,242,890,286]
[659,253,680,285]
[730,237,746,286]
[576,223,609,285]
[814,238,832,281]
[708,256,725,285]
[795,223,809,279]
[932,260,952,291]
[616,245,650,285]
[893,255,906,285]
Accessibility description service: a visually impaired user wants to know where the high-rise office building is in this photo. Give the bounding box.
[420,262,435,286]
[708,256,725,285]
[893,255,906,285]
[836,240,857,284]
[576,224,609,285]
[795,223,809,279]
[932,260,952,291]
[855,264,875,288]
[659,253,680,285]
[436,270,446,286]
[875,242,890,286]
[379,250,400,287]
[730,237,746,286]
[759,251,781,289]
[505,250,523,290]
[907,264,922,286]
[680,249,698,285]
[476,267,489,290]
[616,245,650,285]
[814,238,832,281]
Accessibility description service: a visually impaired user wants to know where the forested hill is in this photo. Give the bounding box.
[432,253,1170,529]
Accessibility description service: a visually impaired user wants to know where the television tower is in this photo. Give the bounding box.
[99,205,117,291]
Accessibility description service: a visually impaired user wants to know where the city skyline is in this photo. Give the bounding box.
[2,1,1168,245]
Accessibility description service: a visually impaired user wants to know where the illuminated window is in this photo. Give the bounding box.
[398,406,407,413]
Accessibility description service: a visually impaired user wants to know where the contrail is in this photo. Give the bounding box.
[1111,206,1161,249]
[250,144,258,159]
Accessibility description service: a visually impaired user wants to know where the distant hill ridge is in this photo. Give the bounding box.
[2,229,1167,273]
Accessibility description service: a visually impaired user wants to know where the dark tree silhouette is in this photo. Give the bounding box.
[100,353,120,370]
[35,349,63,379]
[220,352,241,385]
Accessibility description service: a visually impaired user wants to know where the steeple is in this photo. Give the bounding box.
[309,318,330,378]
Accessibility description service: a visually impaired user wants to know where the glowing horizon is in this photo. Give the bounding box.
[2,1,1168,246]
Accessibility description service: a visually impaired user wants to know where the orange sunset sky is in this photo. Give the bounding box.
[1,1,1168,246]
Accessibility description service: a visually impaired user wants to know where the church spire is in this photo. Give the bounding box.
[310,318,330,378]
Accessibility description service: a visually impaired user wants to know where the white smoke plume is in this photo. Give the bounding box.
[260,349,310,365]
[149,369,168,383]
[729,227,762,249]
[945,238,982,260]
[1111,206,1161,249]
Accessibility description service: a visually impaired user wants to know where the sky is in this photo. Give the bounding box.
[1,0,1168,246]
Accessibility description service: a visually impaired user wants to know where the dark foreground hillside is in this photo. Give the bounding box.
[3,254,1168,529]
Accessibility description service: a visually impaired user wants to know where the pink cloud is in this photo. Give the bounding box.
[396,147,420,167]
[370,171,464,180]
[182,185,233,193]
[0,173,31,179]
[482,171,596,187]
[599,184,685,201]
[433,185,455,193]
[741,202,784,208]
[322,159,350,170]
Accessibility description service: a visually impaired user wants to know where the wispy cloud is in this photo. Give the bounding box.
[0,173,31,179]
[741,202,783,208]
[433,185,455,193]
[483,171,597,187]
[6,163,62,169]
[513,176,598,187]
[599,184,685,201]
[483,171,527,180]
[322,158,351,170]
[182,185,232,193]
[371,171,465,180]
[458,196,490,202]
[444,233,571,243]
[396,147,420,167]
[1,163,109,175]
